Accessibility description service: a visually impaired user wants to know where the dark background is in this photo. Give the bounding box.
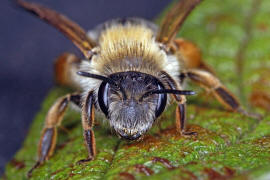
[0,0,170,173]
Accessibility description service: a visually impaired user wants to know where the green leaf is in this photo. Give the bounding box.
[4,0,270,179]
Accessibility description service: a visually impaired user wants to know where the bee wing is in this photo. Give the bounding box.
[17,0,96,59]
[156,0,202,46]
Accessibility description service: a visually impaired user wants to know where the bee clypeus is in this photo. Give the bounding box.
[17,0,258,177]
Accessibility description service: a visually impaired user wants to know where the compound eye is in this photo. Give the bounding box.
[155,83,167,118]
[98,82,109,117]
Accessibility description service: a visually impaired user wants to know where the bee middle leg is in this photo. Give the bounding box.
[183,69,261,119]
[173,38,261,119]
[28,92,81,177]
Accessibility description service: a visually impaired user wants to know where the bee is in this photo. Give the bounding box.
[17,0,259,177]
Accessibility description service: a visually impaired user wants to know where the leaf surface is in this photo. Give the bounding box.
[4,0,270,179]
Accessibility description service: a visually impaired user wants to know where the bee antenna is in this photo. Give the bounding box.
[140,89,195,101]
[77,71,127,99]
[77,71,116,85]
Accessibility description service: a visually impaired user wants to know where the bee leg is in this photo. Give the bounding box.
[161,71,197,136]
[175,96,197,136]
[173,38,215,74]
[184,69,261,119]
[156,0,202,45]
[173,39,261,119]
[77,91,96,164]
[54,52,82,88]
[27,93,81,177]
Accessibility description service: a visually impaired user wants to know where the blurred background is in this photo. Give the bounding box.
[0,0,170,173]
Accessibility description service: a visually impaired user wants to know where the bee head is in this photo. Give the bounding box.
[98,72,166,140]
[77,71,195,141]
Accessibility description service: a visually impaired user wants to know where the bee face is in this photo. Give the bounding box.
[98,71,167,140]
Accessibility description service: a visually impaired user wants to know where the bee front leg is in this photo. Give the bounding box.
[28,93,81,177]
[161,71,197,136]
[77,91,96,164]
[175,95,197,136]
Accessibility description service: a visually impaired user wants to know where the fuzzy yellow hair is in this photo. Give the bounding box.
[91,24,167,76]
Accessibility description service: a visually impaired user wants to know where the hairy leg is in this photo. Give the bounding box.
[173,38,261,119]
[77,91,97,164]
[28,93,81,177]
[156,0,202,45]
[184,69,261,119]
[175,95,197,136]
[161,71,197,136]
